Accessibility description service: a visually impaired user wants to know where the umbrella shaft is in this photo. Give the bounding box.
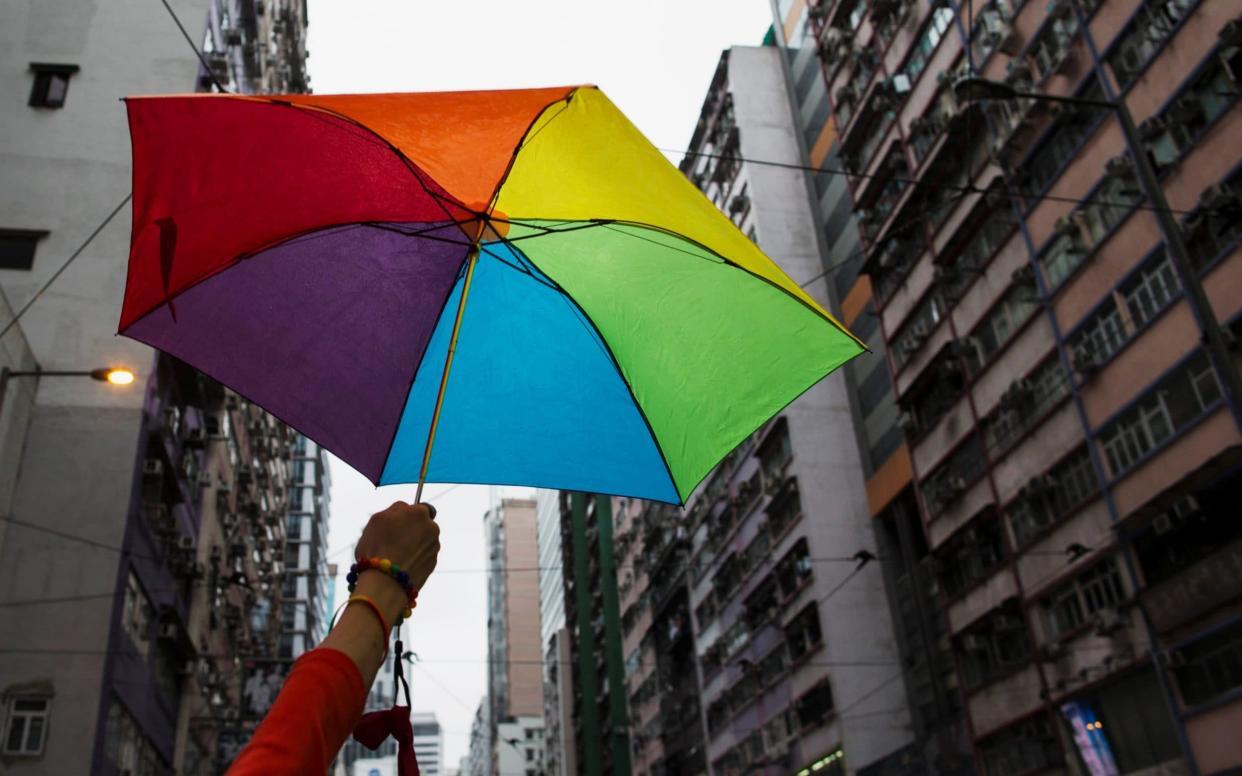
[415,246,479,504]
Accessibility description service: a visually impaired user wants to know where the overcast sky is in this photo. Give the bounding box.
[306,0,774,765]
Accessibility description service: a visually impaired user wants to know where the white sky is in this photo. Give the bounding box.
[307,0,774,765]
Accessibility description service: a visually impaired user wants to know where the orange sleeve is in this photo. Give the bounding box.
[226,648,367,776]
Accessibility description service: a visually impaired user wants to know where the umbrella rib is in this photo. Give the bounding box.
[265,99,478,237]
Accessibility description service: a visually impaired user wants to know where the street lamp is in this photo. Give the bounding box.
[0,365,136,414]
[953,75,1242,421]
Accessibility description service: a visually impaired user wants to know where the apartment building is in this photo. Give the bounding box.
[0,1,310,772]
[484,498,545,776]
[536,488,578,776]
[678,46,911,776]
[767,4,972,771]
[555,492,632,776]
[280,435,332,661]
[791,0,1242,772]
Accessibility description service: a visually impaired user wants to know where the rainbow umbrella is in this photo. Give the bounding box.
[120,86,863,504]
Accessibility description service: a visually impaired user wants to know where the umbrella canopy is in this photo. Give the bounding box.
[121,86,863,504]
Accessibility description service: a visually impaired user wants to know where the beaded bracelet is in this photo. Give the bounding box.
[347,557,419,624]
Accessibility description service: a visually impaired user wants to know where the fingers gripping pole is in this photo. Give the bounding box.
[415,246,479,504]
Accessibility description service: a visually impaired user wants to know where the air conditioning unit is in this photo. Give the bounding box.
[1105,153,1133,178]
[1170,493,1201,519]
[933,264,960,285]
[1006,59,1034,85]
[992,613,1022,630]
[1053,214,1080,236]
[143,459,164,479]
[1199,182,1240,212]
[1072,344,1102,376]
[1011,264,1036,287]
[178,536,194,552]
[1094,607,1125,636]
[1039,641,1066,662]
[983,12,1021,54]
[961,633,988,651]
[158,621,180,642]
[1152,513,1174,535]
[1046,0,1073,19]
[205,51,229,79]
[184,427,207,448]
[729,194,750,215]
[897,411,920,435]
[1137,115,1169,139]
[808,0,828,22]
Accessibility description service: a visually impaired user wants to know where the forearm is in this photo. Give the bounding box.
[321,571,407,687]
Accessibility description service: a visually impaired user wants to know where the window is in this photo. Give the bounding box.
[968,1,1018,64]
[921,435,986,513]
[1017,82,1106,196]
[1184,176,1242,271]
[758,421,792,479]
[28,63,78,108]
[1026,13,1078,80]
[784,603,823,661]
[766,479,803,537]
[891,290,948,370]
[775,538,813,600]
[963,284,1040,374]
[1042,557,1127,638]
[957,607,1031,688]
[1141,59,1239,173]
[984,355,1071,454]
[0,229,48,271]
[1134,472,1242,588]
[1008,446,1099,546]
[978,714,1060,776]
[1100,351,1222,476]
[795,681,835,730]
[902,4,956,87]
[122,572,153,657]
[1071,248,1180,373]
[3,697,49,756]
[1175,618,1242,707]
[939,516,1006,598]
[1107,0,1195,90]
[104,699,167,775]
[763,705,799,748]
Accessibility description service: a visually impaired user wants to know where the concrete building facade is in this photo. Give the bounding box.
[786,0,1242,772]
[677,46,911,776]
[484,497,545,776]
[536,487,577,776]
[0,1,309,773]
[767,3,974,772]
[280,435,331,661]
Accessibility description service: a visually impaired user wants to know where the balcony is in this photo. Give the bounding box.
[1141,536,1242,634]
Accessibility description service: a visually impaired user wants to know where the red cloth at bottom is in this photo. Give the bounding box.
[226,648,366,776]
[353,705,420,776]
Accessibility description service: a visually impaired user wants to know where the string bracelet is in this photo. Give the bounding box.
[328,594,391,659]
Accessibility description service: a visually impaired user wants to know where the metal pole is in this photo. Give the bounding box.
[1113,102,1242,426]
[414,246,480,504]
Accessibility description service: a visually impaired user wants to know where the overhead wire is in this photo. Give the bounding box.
[661,144,1210,218]
[157,0,230,94]
[0,194,132,342]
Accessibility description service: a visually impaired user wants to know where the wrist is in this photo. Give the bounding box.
[353,571,406,625]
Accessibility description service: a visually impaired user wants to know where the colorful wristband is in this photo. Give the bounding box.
[347,556,419,624]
